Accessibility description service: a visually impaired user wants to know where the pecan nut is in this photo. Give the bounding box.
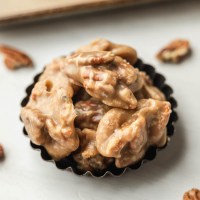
[156,39,190,63]
[96,99,171,168]
[75,98,110,130]
[20,60,79,160]
[0,45,33,70]
[77,38,138,65]
[0,144,4,159]
[60,51,142,109]
[183,188,200,200]
[73,128,113,171]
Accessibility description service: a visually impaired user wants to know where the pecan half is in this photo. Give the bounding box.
[75,98,110,130]
[20,59,80,160]
[156,39,191,63]
[0,144,4,159]
[183,188,200,200]
[73,128,113,171]
[77,38,138,65]
[60,51,142,109]
[0,45,33,70]
[96,99,171,168]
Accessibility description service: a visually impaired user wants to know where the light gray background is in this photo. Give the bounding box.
[0,1,200,199]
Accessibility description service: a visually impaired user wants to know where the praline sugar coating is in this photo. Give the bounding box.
[21,39,178,177]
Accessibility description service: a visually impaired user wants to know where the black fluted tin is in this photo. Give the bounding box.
[21,59,178,178]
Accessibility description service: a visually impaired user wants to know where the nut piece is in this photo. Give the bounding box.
[135,73,165,101]
[75,98,110,130]
[156,39,190,63]
[60,51,143,109]
[0,144,4,159]
[0,45,33,70]
[183,188,200,200]
[73,128,113,171]
[39,58,80,94]
[20,59,79,160]
[96,99,171,168]
[77,38,138,65]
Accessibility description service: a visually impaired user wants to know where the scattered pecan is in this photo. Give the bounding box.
[156,39,191,63]
[0,45,33,70]
[0,144,4,159]
[183,188,200,200]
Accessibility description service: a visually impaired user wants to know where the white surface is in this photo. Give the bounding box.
[0,1,200,199]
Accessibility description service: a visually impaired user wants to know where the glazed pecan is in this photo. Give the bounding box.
[21,59,79,160]
[0,45,33,70]
[77,38,138,65]
[39,58,80,95]
[96,99,171,168]
[135,73,165,101]
[73,128,113,171]
[156,39,190,63]
[60,51,142,109]
[75,98,110,130]
[183,189,200,200]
